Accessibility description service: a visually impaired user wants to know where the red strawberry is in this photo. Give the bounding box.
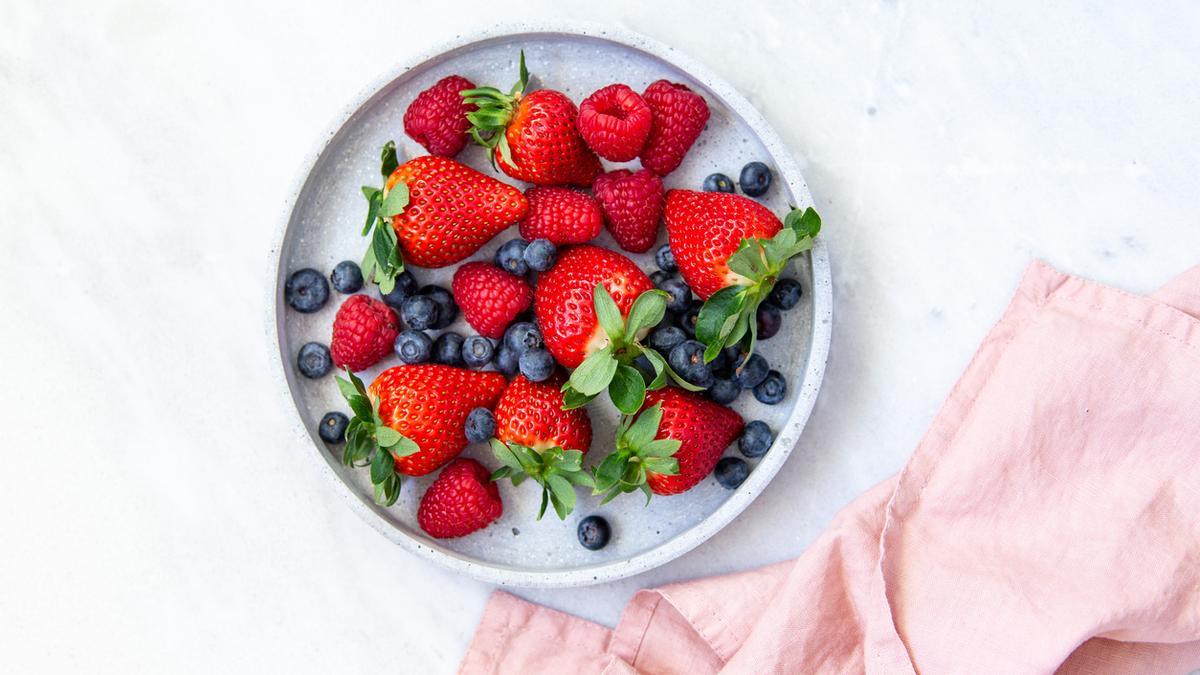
[517,187,603,245]
[491,372,595,519]
[592,169,664,253]
[383,155,528,268]
[464,53,601,187]
[368,364,506,476]
[593,387,743,500]
[639,80,710,176]
[577,84,653,162]
[452,262,533,339]
[534,245,654,369]
[403,75,477,157]
[417,458,503,538]
[330,294,400,371]
[664,189,821,361]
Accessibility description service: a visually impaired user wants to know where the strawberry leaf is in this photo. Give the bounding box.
[380,182,409,217]
[624,289,668,337]
[560,386,596,410]
[490,439,590,519]
[370,446,394,484]
[568,345,618,397]
[592,283,625,341]
[379,140,399,178]
[785,206,822,238]
[608,364,646,415]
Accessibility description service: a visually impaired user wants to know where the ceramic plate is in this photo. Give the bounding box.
[271,23,831,588]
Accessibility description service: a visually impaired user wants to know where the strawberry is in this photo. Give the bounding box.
[639,80,710,176]
[489,373,594,519]
[463,52,601,187]
[330,294,400,371]
[417,458,503,538]
[577,83,653,162]
[594,387,744,500]
[452,262,534,339]
[664,189,822,361]
[592,169,664,253]
[534,245,700,414]
[517,187,603,245]
[335,365,506,505]
[403,75,477,157]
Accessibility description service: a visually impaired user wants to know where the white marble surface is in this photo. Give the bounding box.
[3,1,1198,672]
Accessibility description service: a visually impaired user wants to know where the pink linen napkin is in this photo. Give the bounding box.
[459,261,1200,674]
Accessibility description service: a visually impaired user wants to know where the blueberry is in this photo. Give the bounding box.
[659,277,691,314]
[648,326,686,354]
[713,346,741,378]
[433,332,464,365]
[707,346,730,376]
[739,161,772,197]
[523,238,557,272]
[702,172,735,193]
[649,270,671,287]
[329,261,364,294]
[494,345,520,377]
[297,342,332,379]
[380,271,418,309]
[739,420,773,458]
[400,295,439,330]
[714,457,749,489]
[677,300,703,339]
[753,370,787,404]
[318,412,349,444]
[668,340,714,389]
[632,354,656,383]
[767,278,802,310]
[731,352,769,389]
[464,407,495,443]
[420,285,458,329]
[495,239,529,276]
[654,244,678,273]
[708,377,741,405]
[577,515,611,550]
[285,268,329,313]
[756,303,781,340]
[504,321,543,355]
[394,330,433,364]
[462,336,495,369]
[519,348,555,382]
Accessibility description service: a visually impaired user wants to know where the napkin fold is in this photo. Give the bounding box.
[459,261,1200,674]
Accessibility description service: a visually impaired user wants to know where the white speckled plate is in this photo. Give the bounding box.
[270,22,831,588]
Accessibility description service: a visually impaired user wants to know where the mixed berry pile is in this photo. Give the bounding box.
[286,53,821,550]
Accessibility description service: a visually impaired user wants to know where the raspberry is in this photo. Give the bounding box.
[330,295,400,371]
[576,84,653,162]
[403,75,477,157]
[517,187,603,245]
[592,169,664,253]
[452,262,534,339]
[417,459,503,538]
[639,80,710,176]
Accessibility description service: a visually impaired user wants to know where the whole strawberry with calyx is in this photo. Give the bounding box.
[462,51,601,187]
[452,262,533,339]
[639,80,710,176]
[330,294,400,371]
[403,74,477,157]
[592,168,664,253]
[664,189,821,362]
[534,245,702,414]
[489,373,594,519]
[359,147,528,284]
[577,83,653,162]
[518,187,603,245]
[593,387,744,502]
[417,458,503,538]
[336,365,506,505]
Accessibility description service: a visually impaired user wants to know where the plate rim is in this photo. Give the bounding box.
[266,20,833,588]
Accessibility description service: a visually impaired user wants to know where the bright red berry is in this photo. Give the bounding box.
[403,75,477,157]
[639,80,710,176]
[577,84,653,162]
[642,388,744,495]
[534,245,654,368]
[592,169,664,253]
[517,187,603,245]
[495,373,592,454]
[330,295,400,371]
[452,262,534,339]
[417,458,503,538]
[664,189,782,299]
